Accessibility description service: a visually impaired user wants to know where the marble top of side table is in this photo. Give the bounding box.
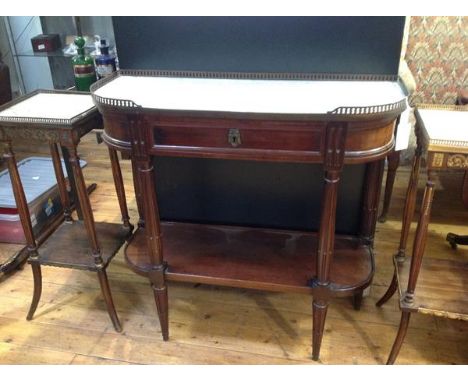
[0,90,95,125]
[416,105,468,154]
[93,74,406,115]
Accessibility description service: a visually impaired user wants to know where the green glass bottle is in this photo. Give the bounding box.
[72,36,97,91]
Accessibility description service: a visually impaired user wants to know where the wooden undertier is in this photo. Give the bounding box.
[30,221,131,271]
[396,255,468,320]
[125,222,374,296]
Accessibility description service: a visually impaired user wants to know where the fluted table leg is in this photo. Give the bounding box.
[311,123,346,361]
[378,150,400,223]
[386,175,435,364]
[66,144,122,332]
[108,147,133,231]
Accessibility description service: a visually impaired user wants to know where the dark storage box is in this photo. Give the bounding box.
[31,34,61,52]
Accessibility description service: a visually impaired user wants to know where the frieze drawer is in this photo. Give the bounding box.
[152,122,324,153]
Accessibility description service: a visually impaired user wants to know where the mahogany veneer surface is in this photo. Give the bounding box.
[36,221,129,270]
[125,222,373,294]
[396,256,468,319]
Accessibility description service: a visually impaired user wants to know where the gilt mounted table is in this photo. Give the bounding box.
[0,89,133,331]
[91,70,407,359]
[377,104,468,364]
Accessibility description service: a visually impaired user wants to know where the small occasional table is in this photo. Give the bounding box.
[377,103,468,364]
[0,89,133,331]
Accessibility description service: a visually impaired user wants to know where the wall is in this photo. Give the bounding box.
[405,16,467,105]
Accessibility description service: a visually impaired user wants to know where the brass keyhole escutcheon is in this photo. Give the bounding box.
[228,128,242,147]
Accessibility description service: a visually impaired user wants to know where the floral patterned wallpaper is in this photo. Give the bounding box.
[405,16,467,105]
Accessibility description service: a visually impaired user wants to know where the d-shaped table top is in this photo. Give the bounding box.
[93,74,407,115]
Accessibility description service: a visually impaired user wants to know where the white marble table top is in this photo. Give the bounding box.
[93,75,406,115]
[0,92,95,122]
[418,108,468,145]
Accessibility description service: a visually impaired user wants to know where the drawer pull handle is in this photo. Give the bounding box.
[228,128,242,147]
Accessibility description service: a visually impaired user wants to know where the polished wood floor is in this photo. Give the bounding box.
[1,134,467,365]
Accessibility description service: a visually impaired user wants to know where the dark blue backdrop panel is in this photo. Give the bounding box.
[113,16,405,74]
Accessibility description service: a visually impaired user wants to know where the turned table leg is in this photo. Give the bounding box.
[131,155,145,228]
[108,147,133,231]
[1,140,42,319]
[67,145,102,262]
[360,160,385,246]
[139,156,169,340]
[313,166,340,360]
[97,268,122,332]
[386,311,411,364]
[378,150,401,223]
[352,159,385,310]
[312,298,329,359]
[402,175,435,308]
[26,262,42,320]
[353,290,364,311]
[67,144,122,332]
[386,174,435,364]
[311,123,346,361]
[376,272,398,307]
[151,267,169,341]
[49,142,73,222]
[378,143,423,306]
[138,156,168,340]
[61,145,83,220]
[312,166,339,361]
[396,145,422,261]
[129,114,169,340]
[387,176,434,365]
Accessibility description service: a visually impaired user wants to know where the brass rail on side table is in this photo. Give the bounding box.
[377,103,468,364]
[0,89,133,331]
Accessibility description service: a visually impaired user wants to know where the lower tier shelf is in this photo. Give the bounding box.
[395,256,468,320]
[125,222,374,295]
[31,221,132,271]
[1,183,97,275]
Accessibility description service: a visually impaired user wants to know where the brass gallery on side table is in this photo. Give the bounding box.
[0,90,133,332]
[90,70,407,360]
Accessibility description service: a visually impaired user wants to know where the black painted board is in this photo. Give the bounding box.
[154,157,366,235]
[113,16,404,75]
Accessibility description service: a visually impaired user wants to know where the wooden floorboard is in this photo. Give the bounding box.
[1,133,467,364]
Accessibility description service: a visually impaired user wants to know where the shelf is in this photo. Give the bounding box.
[395,256,468,320]
[32,220,131,271]
[15,47,97,58]
[125,222,374,295]
[1,207,63,274]
[15,50,71,58]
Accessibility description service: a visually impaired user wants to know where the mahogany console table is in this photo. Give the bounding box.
[0,89,133,331]
[91,70,407,360]
[377,104,468,364]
